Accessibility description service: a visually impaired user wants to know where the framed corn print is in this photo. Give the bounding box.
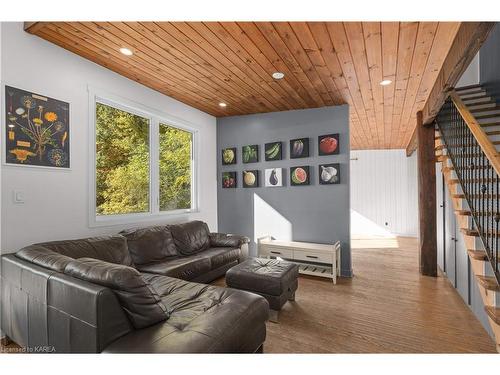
[5,85,70,168]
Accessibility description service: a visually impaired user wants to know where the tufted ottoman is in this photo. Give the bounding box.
[225,258,299,322]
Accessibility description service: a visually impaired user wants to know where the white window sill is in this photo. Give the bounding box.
[89,208,200,228]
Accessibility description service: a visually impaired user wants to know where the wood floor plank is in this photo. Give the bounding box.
[214,236,496,353]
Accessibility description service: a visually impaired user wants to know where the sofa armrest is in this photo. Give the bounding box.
[209,233,249,262]
[1,254,132,353]
[209,233,250,247]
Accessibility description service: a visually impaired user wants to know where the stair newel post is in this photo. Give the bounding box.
[418,110,438,277]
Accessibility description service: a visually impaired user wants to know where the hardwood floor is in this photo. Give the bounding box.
[1,236,495,353]
[216,236,497,353]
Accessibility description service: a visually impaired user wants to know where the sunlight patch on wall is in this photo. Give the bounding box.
[253,193,292,244]
[351,209,395,238]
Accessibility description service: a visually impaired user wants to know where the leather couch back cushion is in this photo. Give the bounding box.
[64,258,168,329]
[16,245,75,272]
[120,226,178,265]
[34,235,134,267]
[169,221,210,255]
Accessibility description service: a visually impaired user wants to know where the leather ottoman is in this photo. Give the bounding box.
[225,258,299,322]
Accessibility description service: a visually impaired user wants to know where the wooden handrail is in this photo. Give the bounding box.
[449,90,500,177]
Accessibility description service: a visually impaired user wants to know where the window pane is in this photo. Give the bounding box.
[159,123,192,211]
[96,102,150,215]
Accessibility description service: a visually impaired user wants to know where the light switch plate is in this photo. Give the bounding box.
[13,190,25,204]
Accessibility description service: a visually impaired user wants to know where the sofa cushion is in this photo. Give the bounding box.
[20,235,134,267]
[16,245,75,272]
[169,221,210,255]
[198,247,241,270]
[104,274,269,353]
[64,258,168,329]
[136,256,211,281]
[120,226,178,265]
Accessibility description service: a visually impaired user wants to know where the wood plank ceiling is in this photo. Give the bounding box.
[26,22,461,150]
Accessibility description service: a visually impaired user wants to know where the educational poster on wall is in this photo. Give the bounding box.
[5,85,70,168]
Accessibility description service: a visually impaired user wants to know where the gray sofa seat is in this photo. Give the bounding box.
[103,274,269,353]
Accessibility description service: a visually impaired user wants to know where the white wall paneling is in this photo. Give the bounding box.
[1,23,218,253]
[350,149,418,237]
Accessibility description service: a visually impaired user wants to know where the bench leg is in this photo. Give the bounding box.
[269,309,279,323]
[288,291,295,301]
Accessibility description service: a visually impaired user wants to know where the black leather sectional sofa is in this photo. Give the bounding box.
[0,221,269,353]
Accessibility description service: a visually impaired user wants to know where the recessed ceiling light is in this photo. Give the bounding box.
[219,102,227,108]
[119,47,133,56]
[272,72,285,80]
[380,79,392,86]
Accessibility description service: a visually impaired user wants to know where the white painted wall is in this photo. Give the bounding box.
[350,149,418,237]
[0,22,218,254]
[457,52,480,87]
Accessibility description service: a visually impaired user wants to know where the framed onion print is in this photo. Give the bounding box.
[5,85,70,168]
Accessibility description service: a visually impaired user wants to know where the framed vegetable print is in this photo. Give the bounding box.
[5,85,70,168]
[5,86,70,168]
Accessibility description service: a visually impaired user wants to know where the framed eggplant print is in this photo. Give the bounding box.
[222,147,237,165]
[5,85,70,168]
[265,168,283,187]
[290,138,309,159]
[318,134,339,155]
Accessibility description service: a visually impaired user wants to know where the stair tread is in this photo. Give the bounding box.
[479,121,500,127]
[470,105,500,114]
[475,113,500,120]
[461,95,492,102]
[455,209,471,216]
[468,249,489,261]
[468,104,497,111]
[453,194,500,198]
[456,84,483,91]
[486,130,500,136]
[485,306,500,325]
[461,228,500,237]
[450,178,496,183]
[476,275,500,291]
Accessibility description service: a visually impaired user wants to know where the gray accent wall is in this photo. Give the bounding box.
[217,106,352,277]
[480,23,500,99]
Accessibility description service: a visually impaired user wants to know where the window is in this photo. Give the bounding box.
[159,123,192,211]
[96,103,150,216]
[90,90,197,225]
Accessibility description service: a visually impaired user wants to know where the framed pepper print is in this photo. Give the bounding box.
[5,85,70,168]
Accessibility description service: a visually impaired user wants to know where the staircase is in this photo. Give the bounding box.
[457,85,500,151]
[435,83,500,352]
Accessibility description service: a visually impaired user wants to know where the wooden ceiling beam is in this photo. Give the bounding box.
[405,22,495,155]
[405,125,418,157]
[24,22,47,33]
[421,22,495,125]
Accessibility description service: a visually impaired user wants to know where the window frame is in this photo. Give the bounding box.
[88,87,199,227]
